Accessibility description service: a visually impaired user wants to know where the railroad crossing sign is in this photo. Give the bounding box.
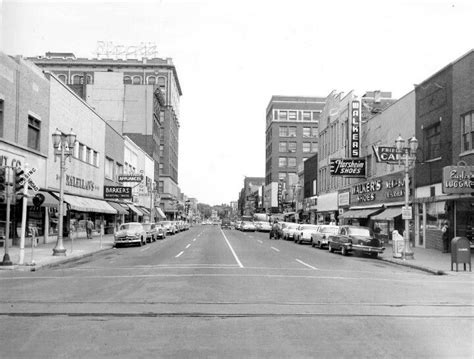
[19,167,39,193]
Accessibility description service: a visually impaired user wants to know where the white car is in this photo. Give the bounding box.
[256,221,272,232]
[294,224,320,244]
[282,223,300,241]
[114,222,146,247]
[311,225,340,249]
[241,221,256,231]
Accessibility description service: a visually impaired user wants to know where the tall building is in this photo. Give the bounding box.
[264,96,325,213]
[28,52,182,216]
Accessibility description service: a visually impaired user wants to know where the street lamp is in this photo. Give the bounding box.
[52,128,76,256]
[395,135,418,260]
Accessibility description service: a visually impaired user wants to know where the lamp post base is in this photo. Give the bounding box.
[52,247,67,256]
[1,254,13,266]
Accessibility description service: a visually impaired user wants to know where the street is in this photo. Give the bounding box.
[1,225,472,358]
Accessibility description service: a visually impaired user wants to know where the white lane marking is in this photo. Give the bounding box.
[296,259,319,270]
[140,246,151,252]
[271,247,280,252]
[175,251,184,258]
[193,238,196,242]
[186,244,191,249]
[220,228,244,268]
[258,240,263,244]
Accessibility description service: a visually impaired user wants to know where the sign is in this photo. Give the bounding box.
[402,206,412,220]
[103,186,132,199]
[338,191,350,207]
[372,145,399,163]
[330,158,366,177]
[350,100,361,157]
[18,167,37,186]
[442,165,474,194]
[118,175,143,183]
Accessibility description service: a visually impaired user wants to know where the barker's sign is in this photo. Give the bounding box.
[104,186,132,199]
[330,158,366,177]
[442,165,474,194]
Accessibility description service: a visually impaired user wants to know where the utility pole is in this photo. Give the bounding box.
[1,166,12,265]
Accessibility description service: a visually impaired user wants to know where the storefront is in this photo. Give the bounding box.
[316,192,338,224]
[340,171,411,243]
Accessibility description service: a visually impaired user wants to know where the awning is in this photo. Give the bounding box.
[62,194,117,214]
[339,207,382,219]
[139,206,150,216]
[371,207,402,221]
[107,201,129,215]
[27,191,59,208]
[128,204,144,216]
[154,207,166,219]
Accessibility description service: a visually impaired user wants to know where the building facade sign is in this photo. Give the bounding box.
[350,171,412,205]
[372,145,399,163]
[330,158,366,177]
[338,191,350,207]
[442,165,474,194]
[104,186,132,199]
[350,100,361,157]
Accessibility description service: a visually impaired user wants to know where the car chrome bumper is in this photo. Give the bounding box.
[351,244,385,253]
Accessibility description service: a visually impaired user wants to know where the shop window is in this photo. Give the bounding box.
[27,115,41,151]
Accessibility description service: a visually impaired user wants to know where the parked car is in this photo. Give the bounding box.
[235,221,243,231]
[155,223,166,239]
[328,225,385,258]
[241,221,256,232]
[311,225,340,249]
[282,223,300,241]
[294,224,320,244]
[256,221,272,232]
[114,222,146,247]
[142,223,159,242]
[221,218,232,229]
[161,221,177,235]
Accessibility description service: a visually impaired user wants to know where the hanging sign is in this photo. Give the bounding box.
[104,186,132,199]
[330,158,366,177]
[118,175,143,183]
[372,145,399,163]
[350,100,361,157]
[442,165,474,194]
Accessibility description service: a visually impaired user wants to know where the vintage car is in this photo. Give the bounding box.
[256,221,272,232]
[141,223,160,242]
[114,222,147,247]
[241,221,256,232]
[294,224,320,244]
[282,223,300,241]
[221,218,232,229]
[311,225,340,249]
[155,223,166,239]
[327,225,385,258]
[161,221,177,235]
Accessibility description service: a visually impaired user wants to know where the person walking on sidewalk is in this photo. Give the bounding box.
[441,220,450,253]
[86,219,93,239]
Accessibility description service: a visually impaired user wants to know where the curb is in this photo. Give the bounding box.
[379,257,446,275]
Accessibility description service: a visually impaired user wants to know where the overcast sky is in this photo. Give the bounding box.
[1,0,472,205]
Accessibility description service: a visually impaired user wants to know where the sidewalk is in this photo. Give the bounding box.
[0,233,115,271]
[379,244,473,276]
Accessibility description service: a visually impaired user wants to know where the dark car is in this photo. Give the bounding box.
[327,225,385,258]
[221,218,232,229]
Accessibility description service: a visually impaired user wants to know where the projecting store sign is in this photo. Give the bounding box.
[103,186,132,199]
[372,145,399,163]
[350,100,361,157]
[442,165,474,194]
[330,158,366,177]
[118,175,143,183]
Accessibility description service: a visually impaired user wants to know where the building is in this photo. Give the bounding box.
[264,95,325,213]
[28,53,182,212]
[238,177,265,216]
[414,50,474,250]
[303,153,318,223]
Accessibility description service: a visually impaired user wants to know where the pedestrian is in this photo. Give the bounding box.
[86,219,93,239]
[441,220,449,253]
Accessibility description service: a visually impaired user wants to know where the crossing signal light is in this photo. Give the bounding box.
[33,193,45,207]
[0,167,6,203]
[14,167,26,203]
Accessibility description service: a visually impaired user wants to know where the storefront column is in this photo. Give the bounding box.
[44,207,49,245]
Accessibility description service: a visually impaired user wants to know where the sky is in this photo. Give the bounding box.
[1,0,473,205]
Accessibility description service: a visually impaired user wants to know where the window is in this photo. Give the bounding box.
[279,157,287,167]
[303,127,311,137]
[273,110,278,120]
[288,111,297,121]
[311,142,318,152]
[0,99,3,137]
[116,163,123,178]
[303,111,311,121]
[158,180,164,193]
[160,145,164,157]
[72,75,83,84]
[279,126,288,137]
[27,115,41,150]
[123,76,132,84]
[147,76,156,85]
[57,74,67,83]
[79,143,85,161]
[279,142,287,152]
[279,111,288,121]
[159,163,164,175]
[105,157,114,179]
[312,179,317,196]
[312,112,320,123]
[302,142,311,153]
[85,147,91,164]
[288,127,296,137]
[278,172,287,182]
[93,151,99,166]
[288,142,297,152]
[312,127,318,137]
[132,76,142,85]
[461,111,474,152]
[288,158,296,167]
[426,123,441,159]
[158,77,166,92]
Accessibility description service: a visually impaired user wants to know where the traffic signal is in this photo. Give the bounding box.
[0,167,7,203]
[33,193,45,207]
[14,167,25,202]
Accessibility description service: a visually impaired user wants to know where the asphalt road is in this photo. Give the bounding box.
[1,225,472,358]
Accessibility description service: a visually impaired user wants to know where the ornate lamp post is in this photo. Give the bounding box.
[395,135,418,260]
[52,128,76,256]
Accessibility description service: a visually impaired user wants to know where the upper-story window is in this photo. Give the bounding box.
[132,76,142,85]
[105,157,114,179]
[312,127,319,137]
[303,111,311,121]
[425,123,441,159]
[302,142,311,153]
[303,127,311,137]
[279,126,288,137]
[57,74,67,83]
[123,76,132,84]
[279,142,287,152]
[72,75,83,84]
[0,99,4,138]
[158,77,166,92]
[288,127,296,137]
[279,111,288,121]
[461,111,473,152]
[288,142,297,152]
[147,76,156,85]
[288,111,297,121]
[279,157,287,167]
[27,115,41,151]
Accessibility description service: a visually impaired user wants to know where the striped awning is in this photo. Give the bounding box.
[128,204,144,216]
[63,194,117,214]
[107,201,129,215]
[339,207,382,219]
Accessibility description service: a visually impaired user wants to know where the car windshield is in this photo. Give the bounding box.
[347,227,371,236]
[321,226,339,234]
[142,224,151,230]
[119,223,141,231]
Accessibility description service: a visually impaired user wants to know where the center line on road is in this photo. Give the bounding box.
[140,246,151,252]
[193,238,196,242]
[186,244,191,249]
[258,240,263,244]
[271,247,280,252]
[175,251,184,258]
[296,259,319,270]
[220,228,244,268]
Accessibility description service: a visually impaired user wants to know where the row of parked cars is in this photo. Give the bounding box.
[269,222,385,258]
[230,220,272,232]
[114,220,190,247]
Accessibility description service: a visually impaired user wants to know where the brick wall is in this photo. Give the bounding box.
[425,228,443,250]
